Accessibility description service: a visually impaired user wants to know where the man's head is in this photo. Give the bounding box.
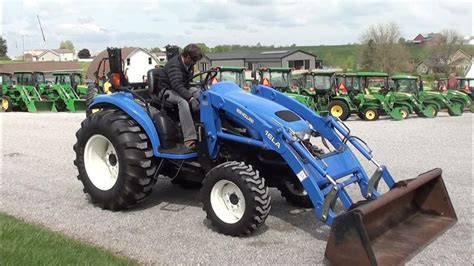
[181,44,203,66]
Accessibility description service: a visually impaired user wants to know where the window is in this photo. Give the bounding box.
[247,62,252,70]
[304,60,310,69]
[288,60,304,70]
[200,62,209,71]
[148,57,152,64]
[127,58,130,66]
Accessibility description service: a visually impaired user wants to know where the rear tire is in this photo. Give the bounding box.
[73,108,157,210]
[448,102,462,116]
[86,84,100,117]
[277,173,312,208]
[56,100,67,111]
[2,96,13,112]
[201,161,271,236]
[328,100,350,121]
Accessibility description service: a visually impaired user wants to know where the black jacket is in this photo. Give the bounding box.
[156,55,194,100]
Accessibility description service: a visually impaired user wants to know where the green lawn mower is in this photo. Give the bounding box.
[2,71,56,112]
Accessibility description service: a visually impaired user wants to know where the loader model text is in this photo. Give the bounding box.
[265,130,281,148]
[236,108,254,124]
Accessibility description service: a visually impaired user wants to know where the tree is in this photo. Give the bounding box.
[196,43,210,54]
[77,48,91,59]
[359,22,411,73]
[149,47,162,53]
[425,29,462,76]
[359,39,377,70]
[0,37,9,59]
[59,40,75,51]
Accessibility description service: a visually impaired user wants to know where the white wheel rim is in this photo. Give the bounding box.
[84,134,119,191]
[210,180,246,224]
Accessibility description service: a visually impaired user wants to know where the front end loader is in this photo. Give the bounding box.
[48,72,87,112]
[3,72,56,112]
[74,57,457,264]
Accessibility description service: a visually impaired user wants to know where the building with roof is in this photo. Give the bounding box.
[412,33,443,46]
[86,47,159,83]
[23,49,75,62]
[198,50,322,71]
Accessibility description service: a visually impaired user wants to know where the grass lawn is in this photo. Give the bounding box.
[0,213,137,265]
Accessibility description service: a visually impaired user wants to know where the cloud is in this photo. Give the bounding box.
[57,23,106,34]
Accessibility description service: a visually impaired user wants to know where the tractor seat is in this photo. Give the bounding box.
[147,68,174,110]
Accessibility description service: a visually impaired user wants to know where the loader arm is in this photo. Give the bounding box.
[202,83,398,225]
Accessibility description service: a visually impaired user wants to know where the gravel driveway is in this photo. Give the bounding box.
[1,112,472,264]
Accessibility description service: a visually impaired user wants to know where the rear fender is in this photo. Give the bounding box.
[90,93,161,156]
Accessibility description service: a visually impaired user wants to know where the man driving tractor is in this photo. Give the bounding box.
[156,44,203,150]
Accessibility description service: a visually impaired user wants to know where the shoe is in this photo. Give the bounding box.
[184,140,196,150]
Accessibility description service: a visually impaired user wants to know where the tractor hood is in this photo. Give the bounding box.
[210,82,310,133]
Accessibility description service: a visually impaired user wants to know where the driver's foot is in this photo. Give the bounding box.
[184,140,197,150]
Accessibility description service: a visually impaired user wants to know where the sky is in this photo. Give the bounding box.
[1,0,473,57]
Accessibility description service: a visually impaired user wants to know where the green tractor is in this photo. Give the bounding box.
[434,77,473,113]
[207,66,251,91]
[2,71,56,112]
[297,70,357,120]
[254,67,316,110]
[389,75,458,118]
[45,72,87,112]
[53,72,88,98]
[335,72,389,121]
[1,72,14,97]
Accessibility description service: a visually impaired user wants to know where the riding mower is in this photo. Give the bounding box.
[434,78,473,113]
[297,70,357,120]
[41,72,87,112]
[2,71,56,112]
[390,75,462,117]
[75,48,456,265]
[253,67,316,110]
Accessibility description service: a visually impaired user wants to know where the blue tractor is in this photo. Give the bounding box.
[74,48,457,265]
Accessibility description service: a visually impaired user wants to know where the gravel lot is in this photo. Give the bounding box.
[1,111,472,265]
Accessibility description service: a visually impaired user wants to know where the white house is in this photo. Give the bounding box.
[53,49,75,61]
[24,49,75,61]
[87,47,159,83]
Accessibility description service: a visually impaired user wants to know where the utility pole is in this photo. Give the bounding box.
[22,35,25,61]
[37,15,47,49]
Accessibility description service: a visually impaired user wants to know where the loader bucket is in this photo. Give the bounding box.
[420,105,436,118]
[447,103,463,116]
[325,168,456,266]
[27,100,57,112]
[66,99,87,112]
[388,107,404,120]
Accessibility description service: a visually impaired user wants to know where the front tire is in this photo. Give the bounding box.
[201,161,271,236]
[86,84,100,117]
[2,96,13,112]
[73,109,157,210]
[362,107,380,121]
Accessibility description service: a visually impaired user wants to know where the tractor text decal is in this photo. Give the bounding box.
[236,108,254,124]
[265,130,281,149]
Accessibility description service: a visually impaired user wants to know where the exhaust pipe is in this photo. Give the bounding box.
[325,168,457,265]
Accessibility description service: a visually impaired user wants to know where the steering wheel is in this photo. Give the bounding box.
[190,69,219,91]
